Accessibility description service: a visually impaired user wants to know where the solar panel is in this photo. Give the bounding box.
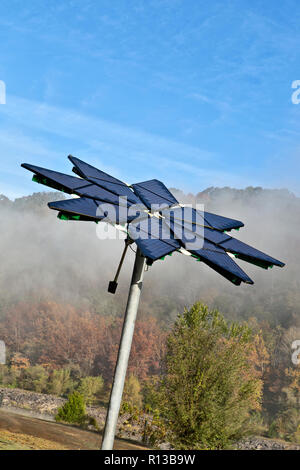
[162,206,207,227]
[201,210,244,231]
[132,179,178,209]
[69,155,127,184]
[191,247,254,285]
[75,184,130,206]
[21,163,136,207]
[21,156,285,286]
[48,197,104,222]
[162,206,242,235]
[133,236,180,260]
[128,215,181,260]
[69,155,141,205]
[163,208,231,251]
[219,237,284,268]
[21,163,89,194]
[48,197,139,224]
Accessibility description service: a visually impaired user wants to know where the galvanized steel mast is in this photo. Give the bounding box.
[101,248,146,450]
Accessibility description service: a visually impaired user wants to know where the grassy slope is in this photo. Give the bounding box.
[0,429,67,450]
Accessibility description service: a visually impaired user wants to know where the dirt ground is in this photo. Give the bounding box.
[0,409,148,450]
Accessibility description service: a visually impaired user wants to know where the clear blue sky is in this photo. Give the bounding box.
[1,0,300,198]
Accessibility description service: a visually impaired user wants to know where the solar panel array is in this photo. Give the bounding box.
[21,156,285,286]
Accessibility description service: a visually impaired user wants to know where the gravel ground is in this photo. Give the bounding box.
[234,436,300,450]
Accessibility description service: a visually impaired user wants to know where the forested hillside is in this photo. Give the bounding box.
[0,187,299,444]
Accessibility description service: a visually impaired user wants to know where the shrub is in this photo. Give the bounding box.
[76,376,104,404]
[122,374,143,409]
[0,364,21,388]
[47,368,75,397]
[151,303,263,449]
[18,365,48,393]
[55,391,86,424]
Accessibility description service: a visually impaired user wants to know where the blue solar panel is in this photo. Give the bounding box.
[48,197,105,221]
[168,220,228,253]
[162,206,207,227]
[88,177,141,205]
[201,211,244,231]
[128,216,181,260]
[21,163,136,207]
[191,248,254,285]
[163,207,242,237]
[219,238,285,268]
[133,237,180,260]
[129,215,178,242]
[200,239,227,253]
[21,163,89,193]
[69,155,126,184]
[132,179,178,209]
[48,197,138,224]
[76,184,130,206]
[203,227,232,245]
[69,156,141,205]
[21,156,285,286]
[163,219,203,252]
[163,211,230,247]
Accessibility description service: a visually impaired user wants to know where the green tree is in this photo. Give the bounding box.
[77,376,104,404]
[0,365,21,388]
[55,391,86,424]
[270,366,300,442]
[47,368,75,397]
[18,365,48,393]
[122,374,143,409]
[152,303,262,450]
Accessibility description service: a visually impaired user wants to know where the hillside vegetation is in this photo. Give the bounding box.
[0,187,299,447]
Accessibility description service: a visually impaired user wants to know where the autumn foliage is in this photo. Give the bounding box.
[0,300,165,380]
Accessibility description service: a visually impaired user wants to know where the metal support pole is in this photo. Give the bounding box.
[101,248,146,450]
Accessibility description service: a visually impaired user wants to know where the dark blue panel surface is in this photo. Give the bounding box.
[69,155,126,184]
[163,208,235,252]
[88,177,141,205]
[163,218,204,252]
[132,179,178,209]
[164,213,230,246]
[201,211,244,231]
[21,163,88,193]
[163,207,206,227]
[163,207,241,242]
[75,184,130,206]
[219,238,285,268]
[203,227,232,245]
[191,248,254,285]
[163,212,252,284]
[133,237,179,260]
[129,215,180,243]
[69,155,141,205]
[48,197,136,224]
[171,220,227,253]
[48,197,105,221]
[128,215,181,260]
[21,162,136,207]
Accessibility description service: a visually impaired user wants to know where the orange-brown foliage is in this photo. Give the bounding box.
[0,301,166,380]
